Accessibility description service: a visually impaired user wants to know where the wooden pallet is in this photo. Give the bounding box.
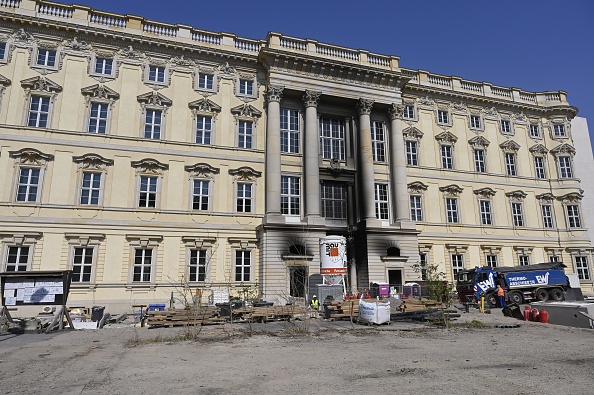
[324,299,360,320]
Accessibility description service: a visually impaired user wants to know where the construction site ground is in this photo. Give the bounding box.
[0,304,593,395]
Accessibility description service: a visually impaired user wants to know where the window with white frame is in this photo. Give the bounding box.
[281,108,299,154]
[188,249,207,282]
[235,250,251,282]
[474,149,486,173]
[5,246,30,271]
[500,119,511,134]
[148,65,165,83]
[410,195,423,222]
[195,115,212,145]
[94,58,113,76]
[236,182,253,213]
[137,92,171,139]
[534,156,547,179]
[192,179,210,211]
[530,124,541,138]
[485,254,498,268]
[138,175,158,208]
[132,248,153,282]
[197,72,214,91]
[88,102,109,134]
[16,167,40,202]
[406,140,419,166]
[479,200,493,225]
[441,145,454,169]
[144,109,163,140]
[505,152,517,176]
[72,247,93,282]
[566,204,581,228]
[553,124,566,137]
[28,95,50,128]
[36,48,57,67]
[558,156,573,178]
[437,109,449,124]
[511,202,524,227]
[374,183,389,220]
[519,255,530,266]
[451,254,464,276]
[238,120,253,149]
[470,115,481,129]
[80,172,102,205]
[321,182,347,219]
[239,79,254,96]
[419,252,428,280]
[320,118,345,160]
[574,256,591,280]
[446,197,459,223]
[541,204,555,228]
[371,121,386,162]
[403,105,415,120]
[281,176,300,215]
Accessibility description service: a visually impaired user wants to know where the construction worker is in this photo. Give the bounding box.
[310,295,319,310]
[497,285,506,308]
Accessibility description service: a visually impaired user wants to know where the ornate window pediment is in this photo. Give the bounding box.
[0,74,11,87]
[73,153,114,171]
[228,166,262,181]
[131,158,169,175]
[118,46,146,61]
[417,96,435,108]
[536,193,555,203]
[21,76,62,93]
[529,144,549,156]
[62,37,92,52]
[439,184,463,197]
[499,140,520,152]
[137,91,172,107]
[505,190,527,201]
[230,104,262,119]
[408,181,428,194]
[435,131,457,144]
[403,126,424,140]
[557,191,583,203]
[468,135,490,148]
[481,106,499,119]
[9,148,54,165]
[188,98,221,113]
[81,84,119,101]
[185,163,220,178]
[474,187,497,199]
[550,143,576,157]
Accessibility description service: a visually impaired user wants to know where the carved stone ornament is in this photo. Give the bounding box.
[356,98,374,115]
[171,55,195,67]
[449,101,468,112]
[473,187,497,199]
[188,98,221,113]
[118,46,145,60]
[439,184,463,197]
[499,140,521,152]
[505,190,527,201]
[184,163,220,178]
[513,112,528,123]
[13,28,35,44]
[407,181,428,194]
[21,76,62,93]
[9,148,54,165]
[388,103,405,120]
[468,135,490,148]
[218,62,236,78]
[73,153,114,170]
[417,96,435,107]
[403,126,424,140]
[529,144,549,156]
[0,74,11,87]
[557,191,583,203]
[266,85,284,103]
[550,143,576,157]
[327,158,345,178]
[435,131,457,144]
[63,37,92,51]
[81,84,120,101]
[535,193,555,203]
[303,90,321,108]
[148,58,168,67]
[482,107,499,117]
[137,91,172,107]
[230,104,262,118]
[228,166,262,181]
[131,158,169,175]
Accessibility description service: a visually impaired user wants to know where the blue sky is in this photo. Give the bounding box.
[73,0,594,148]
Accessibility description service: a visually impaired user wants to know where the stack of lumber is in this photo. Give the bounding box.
[146,307,224,327]
[248,305,307,322]
[324,299,360,320]
[397,298,441,313]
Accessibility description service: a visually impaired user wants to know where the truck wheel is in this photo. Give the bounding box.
[487,294,498,308]
[535,288,549,302]
[508,291,523,304]
[549,288,564,301]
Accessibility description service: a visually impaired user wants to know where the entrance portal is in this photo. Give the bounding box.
[289,267,307,297]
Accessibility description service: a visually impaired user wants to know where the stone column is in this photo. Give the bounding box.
[388,103,410,222]
[303,90,322,221]
[357,98,376,220]
[265,85,283,216]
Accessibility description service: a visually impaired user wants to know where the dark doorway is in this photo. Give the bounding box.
[388,269,403,286]
[289,267,307,297]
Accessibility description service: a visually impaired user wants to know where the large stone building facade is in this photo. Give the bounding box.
[0,1,592,313]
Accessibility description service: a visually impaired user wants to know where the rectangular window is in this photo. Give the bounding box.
[0,42,6,60]
[88,102,108,134]
[479,200,493,225]
[133,248,152,282]
[195,115,212,145]
[374,183,389,220]
[406,140,419,166]
[235,250,251,282]
[28,95,50,128]
[474,149,486,173]
[505,153,517,176]
[320,118,345,160]
[189,249,207,282]
[371,121,386,162]
[238,120,253,149]
[437,110,449,124]
[403,105,415,119]
[519,255,530,266]
[553,124,566,137]
[198,73,214,90]
[566,205,581,228]
[446,197,459,223]
[16,167,40,202]
[558,156,573,178]
[138,176,158,208]
[441,145,453,169]
[530,124,541,138]
[549,255,560,263]
[94,58,113,75]
[148,65,165,83]
[236,182,252,213]
[410,195,423,222]
[420,253,428,281]
[192,179,209,211]
[534,157,546,179]
[501,120,511,133]
[451,254,464,276]
[321,182,347,219]
[144,109,162,139]
[72,247,93,282]
[575,256,591,280]
[280,108,299,153]
[80,172,102,205]
[36,49,56,67]
[6,246,29,271]
[541,204,554,228]
[281,176,300,215]
[239,79,253,95]
[470,115,481,129]
[486,255,498,268]
[512,202,524,227]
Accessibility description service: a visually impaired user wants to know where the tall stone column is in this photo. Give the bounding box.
[265,85,283,217]
[388,103,410,222]
[303,90,322,222]
[357,98,376,221]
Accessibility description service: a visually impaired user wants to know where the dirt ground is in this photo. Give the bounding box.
[1,307,593,395]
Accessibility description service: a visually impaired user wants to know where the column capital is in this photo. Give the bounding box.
[388,103,405,120]
[266,85,284,103]
[303,90,321,108]
[357,98,374,115]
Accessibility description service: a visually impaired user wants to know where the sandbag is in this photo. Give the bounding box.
[358,299,390,324]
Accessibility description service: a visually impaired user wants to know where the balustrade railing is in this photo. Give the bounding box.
[0,0,20,8]
[368,55,390,67]
[90,12,127,28]
[428,74,451,87]
[491,87,511,98]
[235,39,260,52]
[316,44,359,61]
[38,2,72,18]
[143,21,177,37]
[279,37,307,51]
[191,30,221,45]
[545,93,561,101]
[519,92,536,102]
[460,81,482,92]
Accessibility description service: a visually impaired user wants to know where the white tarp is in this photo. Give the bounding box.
[358,299,390,324]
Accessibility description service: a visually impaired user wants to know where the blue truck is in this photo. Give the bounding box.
[456,262,569,307]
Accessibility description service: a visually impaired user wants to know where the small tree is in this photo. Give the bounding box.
[413,261,455,328]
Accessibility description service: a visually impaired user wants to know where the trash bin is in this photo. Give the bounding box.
[91,306,105,322]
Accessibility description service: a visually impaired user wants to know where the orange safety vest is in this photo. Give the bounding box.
[497,287,505,297]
